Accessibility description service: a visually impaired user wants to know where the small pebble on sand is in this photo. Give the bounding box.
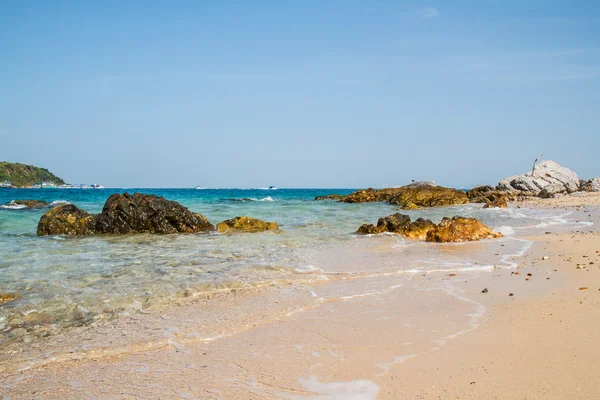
[579,287,588,290]
[482,288,488,294]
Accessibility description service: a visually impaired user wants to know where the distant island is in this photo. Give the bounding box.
[0,162,66,188]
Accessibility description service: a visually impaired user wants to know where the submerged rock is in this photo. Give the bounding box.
[356,213,436,240]
[388,186,468,208]
[579,178,600,192]
[497,160,580,196]
[13,200,50,209]
[426,217,503,243]
[37,193,214,236]
[0,293,21,305]
[216,216,279,233]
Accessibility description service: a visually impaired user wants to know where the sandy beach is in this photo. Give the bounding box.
[0,193,598,399]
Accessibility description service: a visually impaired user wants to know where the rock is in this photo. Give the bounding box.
[388,186,468,208]
[579,287,588,290]
[426,217,503,243]
[482,288,488,293]
[539,183,567,198]
[38,193,214,236]
[497,160,580,196]
[216,216,279,233]
[95,193,214,234]
[314,194,345,201]
[356,213,436,240]
[13,200,50,209]
[37,204,99,236]
[579,177,600,192]
[341,188,403,203]
[405,181,436,187]
[399,201,422,210]
[483,196,508,208]
[0,293,21,305]
[466,185,495,200]
[576,264,585,269]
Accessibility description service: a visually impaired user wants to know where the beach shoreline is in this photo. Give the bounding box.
[1,195,599,399]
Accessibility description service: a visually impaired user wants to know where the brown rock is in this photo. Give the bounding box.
[37,204,98,236]
[216,216,279,233]
[466,185,495,200]
[483,196,508,208]
[388,186,468,208]
[426,216,503,243]
[356,213,436,240]
[0,293,21,305]
[341,188,403,203]
[314,194,345,201]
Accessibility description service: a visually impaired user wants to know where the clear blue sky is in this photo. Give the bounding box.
[1,0,599,188]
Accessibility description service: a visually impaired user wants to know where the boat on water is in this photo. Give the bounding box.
[57,183,75,189]
[92,184,105,189]
[194,186,205,189]
[0,181,12,188]
[32,182,56,189]
[268,186,277,190]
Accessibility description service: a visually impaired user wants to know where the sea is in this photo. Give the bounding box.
[0,187,590,376]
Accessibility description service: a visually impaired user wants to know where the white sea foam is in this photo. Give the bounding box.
[50,200,70,206]
[1,202,27,210]
[496,226,515,236]
[291,375,380,400]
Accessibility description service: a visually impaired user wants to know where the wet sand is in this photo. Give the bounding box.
[1,196,599,399]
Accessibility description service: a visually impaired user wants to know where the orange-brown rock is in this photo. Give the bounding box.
[314,194,345,201]
[483,196,508,208]
[341,188,403,203]
[388,186,468,208]
[356,213,436,240]
[216,216,279,233]
[37,204,98,236]
[426,216,503,243]
[0,293,21,305]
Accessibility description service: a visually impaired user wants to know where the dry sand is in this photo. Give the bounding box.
[1,195,599,399]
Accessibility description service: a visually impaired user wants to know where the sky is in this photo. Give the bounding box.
[1,0,599,188]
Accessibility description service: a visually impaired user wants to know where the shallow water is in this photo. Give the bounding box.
[0,188,589,372]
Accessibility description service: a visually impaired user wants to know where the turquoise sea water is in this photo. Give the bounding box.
[0,188,585,348]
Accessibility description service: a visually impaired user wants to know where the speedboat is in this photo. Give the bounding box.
[58,183,75,189]
[194,186,205,189]
[92,184,105,189]
[268,186,277,190]
[0,181,12,188]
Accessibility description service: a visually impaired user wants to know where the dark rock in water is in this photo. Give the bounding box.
[96,193,214,234]
[216,216,279,233]
[37,204,98,235]
[314,194,345,201]
[37,193,214,236]
[388,186,468,208]
[356,213,436,240]
[13,200,50,209]
[426,216,503,243]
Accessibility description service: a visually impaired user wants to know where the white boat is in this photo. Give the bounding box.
[58,183,75,189]
[0,181,12,188]
[32,183,42,189]
[194,186,205,189]
[78,184,91,189]
[92,184,105,189]
[268,186,277,190]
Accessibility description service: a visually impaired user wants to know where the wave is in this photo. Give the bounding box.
[50,200,70,206]
[222,196,275,203]
[0,202,27,210]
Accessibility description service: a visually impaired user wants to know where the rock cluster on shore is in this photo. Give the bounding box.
[357,213,503,242]
[315,184,468,209]
[497,160,580,197]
